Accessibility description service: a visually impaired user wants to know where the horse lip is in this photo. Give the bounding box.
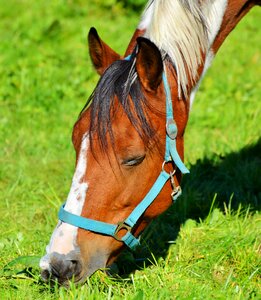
[56,262,107,287]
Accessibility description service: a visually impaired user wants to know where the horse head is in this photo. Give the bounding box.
[40,28,189,285]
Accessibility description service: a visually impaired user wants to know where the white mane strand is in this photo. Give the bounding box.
[139,0,228,98]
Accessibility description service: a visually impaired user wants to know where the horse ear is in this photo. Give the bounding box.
[135,37,163,92]
[88,27,121,75]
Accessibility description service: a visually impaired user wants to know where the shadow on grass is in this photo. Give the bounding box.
[115,138,261,275]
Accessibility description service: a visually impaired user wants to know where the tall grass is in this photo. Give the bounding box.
[0,1,260,299]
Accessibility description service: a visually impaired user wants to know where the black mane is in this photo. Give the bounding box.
[82,54,155,151]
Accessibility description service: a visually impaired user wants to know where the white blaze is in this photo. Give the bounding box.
[40,133,89,270]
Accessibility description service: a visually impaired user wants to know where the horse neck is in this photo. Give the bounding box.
[126,0,258,103]
[212,0,258,53]
[190,0,258,105]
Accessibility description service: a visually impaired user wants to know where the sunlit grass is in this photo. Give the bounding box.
[0,1,260,299]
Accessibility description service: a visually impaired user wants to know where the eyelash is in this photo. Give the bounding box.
[122,155,146,167]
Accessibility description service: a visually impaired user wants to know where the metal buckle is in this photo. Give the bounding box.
[114,221,132,241]
[169,168,181,201]
[166,119,177,139]
[171,186,182,201]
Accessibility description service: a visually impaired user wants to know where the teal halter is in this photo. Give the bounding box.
[58,61,189,250]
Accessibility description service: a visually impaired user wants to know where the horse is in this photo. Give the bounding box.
[40,0,260,286]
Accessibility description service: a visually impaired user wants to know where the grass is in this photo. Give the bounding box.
[0,1,260,299]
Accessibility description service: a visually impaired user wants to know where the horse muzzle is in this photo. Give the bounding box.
[40,250,108,286]
[40,251,84,285]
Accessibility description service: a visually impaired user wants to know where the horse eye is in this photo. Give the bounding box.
[122,155,145,167]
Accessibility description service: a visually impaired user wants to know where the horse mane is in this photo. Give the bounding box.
[140,0,216,98]
[82,0,223,150]
[86,54,157,151]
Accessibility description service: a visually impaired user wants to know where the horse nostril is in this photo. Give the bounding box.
[41,269,50,281]
[52,259,82,282]
[68,259,82,277]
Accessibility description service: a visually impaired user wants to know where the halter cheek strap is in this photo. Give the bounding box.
[58,64,189,250]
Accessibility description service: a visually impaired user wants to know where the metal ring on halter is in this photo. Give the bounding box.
[161,160,176,176]
[114,221,132,242]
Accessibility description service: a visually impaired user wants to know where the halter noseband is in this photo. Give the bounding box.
[58,59,189,250]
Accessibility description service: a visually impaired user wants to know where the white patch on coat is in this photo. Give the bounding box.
[203,0,228,46]
[40,133,89,270]
[190,50,215,108]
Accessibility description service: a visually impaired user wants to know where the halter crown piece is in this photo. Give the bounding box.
[58,55,189,250]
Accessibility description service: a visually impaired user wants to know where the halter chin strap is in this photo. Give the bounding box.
[58,63,189,250]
